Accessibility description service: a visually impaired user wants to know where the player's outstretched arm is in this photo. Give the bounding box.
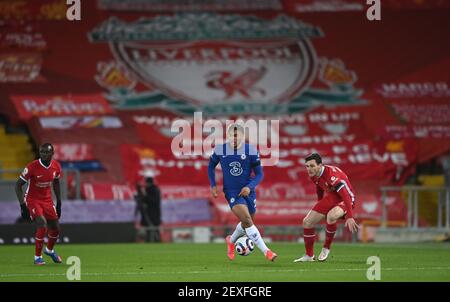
[53,178,62,218]
[335,181,360,233]
[345,218,360,233]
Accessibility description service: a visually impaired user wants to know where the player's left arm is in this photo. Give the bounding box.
[247,165,263,191]
[334,179,359,233]
[240,148,264,197]
[52,167,62,218]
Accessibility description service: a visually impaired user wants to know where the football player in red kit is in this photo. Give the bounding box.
[294,153,359,262]
[15,143,63,265]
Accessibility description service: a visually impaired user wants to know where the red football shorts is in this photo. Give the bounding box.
[26,200,58,221]
[312,194,352,218]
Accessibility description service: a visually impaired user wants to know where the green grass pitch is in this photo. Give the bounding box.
[0,242,449,282]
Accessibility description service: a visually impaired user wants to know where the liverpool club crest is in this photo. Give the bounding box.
[89,13,364,115]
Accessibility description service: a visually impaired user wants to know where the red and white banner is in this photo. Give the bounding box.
[375,82,450,99]
[283,0,450,12]
[209,191,402,225]
[98,0,283,12]
[388,99,450,125]
[0,53,44,83]
[1,1,448,226]
[40,116,122,129]
[12,94,114,120]
[123,106,419,186]
[82,183,135,201]
[53,143,95,161]
[0,22,47,51]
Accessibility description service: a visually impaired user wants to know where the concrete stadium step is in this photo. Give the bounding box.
[0,136,30,144]
[0,124,34,176]
[0,149,33,156]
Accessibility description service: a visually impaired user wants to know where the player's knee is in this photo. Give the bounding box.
[47,219,59,228]
[241,217,253,228]
[327,209,341,224]
[326,215,337,225]
[36,216,47,228]
[48,223,60,231]
[303,217,314,228]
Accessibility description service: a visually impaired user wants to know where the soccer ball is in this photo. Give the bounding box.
[234,236,255,256]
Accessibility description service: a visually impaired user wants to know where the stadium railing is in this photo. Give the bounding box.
[380,186,450,230]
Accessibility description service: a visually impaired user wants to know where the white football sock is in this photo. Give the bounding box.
[245,225,269,254]
[230,222,245,243]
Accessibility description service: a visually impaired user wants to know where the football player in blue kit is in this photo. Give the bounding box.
[208,124,277,261]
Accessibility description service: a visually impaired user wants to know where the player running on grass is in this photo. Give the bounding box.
[294,153,359,263]
[15,143,63,265]
[208,124,277,262]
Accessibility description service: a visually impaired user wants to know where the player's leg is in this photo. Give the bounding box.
[230,222,246,243]
[44,218,62,263]
[232,204,276,261]
[294,210,325,262]
[246,194,277,261]
[318,206,345,262]
[34,214,47,265]
[230,193,256,243]
[224,192,245,260]
[225,220,246,261]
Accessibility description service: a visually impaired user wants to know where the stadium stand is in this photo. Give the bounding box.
[0,0,449,244]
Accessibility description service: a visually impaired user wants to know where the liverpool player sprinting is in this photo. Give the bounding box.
[294,153,359,262]
[15,143,63,265]
[208,124,277,261]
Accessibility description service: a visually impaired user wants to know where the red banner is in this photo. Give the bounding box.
[53,143,95,161]
[124,106,419,186]
[0,53,44,83]
[282,0,450,13]
[0,1,448,225]
[39,116,123,129]
[12,94,114,120]
[0,0,68,20]
[82,183,135,201]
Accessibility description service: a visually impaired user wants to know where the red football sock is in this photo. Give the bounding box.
[324,223,337,249]
[35,227,47,257]
[47,228,59,251]
[303,228,315,257]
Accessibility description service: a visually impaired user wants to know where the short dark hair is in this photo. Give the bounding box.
[227,123,244,135]
[40,143,54,152]
[305,153,322,164]
[145,177,154,185]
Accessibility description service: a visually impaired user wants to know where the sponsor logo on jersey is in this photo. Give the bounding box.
[229,161,243,176]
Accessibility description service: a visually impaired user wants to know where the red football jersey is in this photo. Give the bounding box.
[20,159,62,203]
[310,165,355,205]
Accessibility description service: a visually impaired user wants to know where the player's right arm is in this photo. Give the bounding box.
[208,150,220,198]
[15,166,31,220]
[15,178,26,205]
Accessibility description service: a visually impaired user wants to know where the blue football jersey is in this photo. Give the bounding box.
[209,143,262,191]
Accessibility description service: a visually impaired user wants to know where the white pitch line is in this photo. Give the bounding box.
[1,267,450,278]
